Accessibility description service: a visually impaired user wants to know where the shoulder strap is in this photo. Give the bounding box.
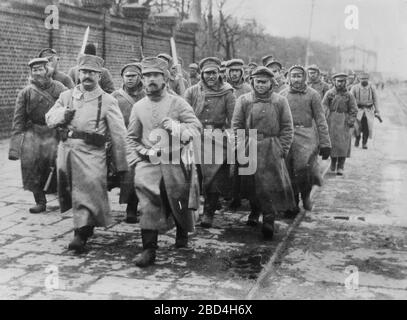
[95,94,103,130]
[29,84,56,105]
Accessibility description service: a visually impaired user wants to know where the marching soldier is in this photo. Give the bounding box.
[126,57,201,267]
[8,58,67,214]
[188,63,200,86]
[245,62,258,83]
[322,73,358,175]
[265,60,288,94]
[184,57,236,228]
[232,66,295,239]
[46,54,128,254]
[225,58,251,210]
[307,64,330,100]
[68,43,115,94]
[350,72,381,149]
[112,63,146,224]
[281,66,331,217]
[38,48,75,89]
[347,71,358,91]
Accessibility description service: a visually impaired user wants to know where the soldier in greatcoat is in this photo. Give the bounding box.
[281,66,331,217]
[9,57,67,214]
[127,57,201,267]
[46,55,128,254]
[307,64,330,100]
[184,57,236,228]
[322,73,358,176]
[225,58,252,210]
[232,67,296,239]
[112,63,146,224]
[265,60,288,94]
[350,72,381,150]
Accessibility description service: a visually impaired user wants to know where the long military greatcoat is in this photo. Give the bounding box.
[350,83,380,139]
[126,90,202,232]
[9,79,67,194]
[112,85,146,204]
[46,85,128,229]
[232,91,296,212]
[184,80,236,196]
[322,88,358,158]
[281,86,331,193]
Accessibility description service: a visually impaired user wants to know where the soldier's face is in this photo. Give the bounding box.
[31,64,47,79]
[269,65,281,78]
[290,71,305,88]
[123,73,141,89]
[143,72,165,93]
[253,77,272,94]
[79,69,101,91]
[308,70,319,81]
[335,78,347,90]
[203,69,219,87]
[189,68,198,77]
[229,69,242,82]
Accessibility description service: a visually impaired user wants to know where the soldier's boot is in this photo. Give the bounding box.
[301,188,313,211]
[125,198,139,224]
[246,199,261,226]
[135,229,158,268]
[229,198,241,211]
[330,157,337,172]
[68,226,94,254]
[337,157,346,176]
[175,226,189,249]
[285,193,301,219]
[362,133,368,149]
[354,136,361,147]
[262,213,275,240]
[29,192,46,214]
[200,193,218,228]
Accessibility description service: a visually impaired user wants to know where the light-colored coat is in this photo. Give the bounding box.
[46,85,128,228]
[126,91,202,232]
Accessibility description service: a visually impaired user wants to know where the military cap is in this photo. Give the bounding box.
[251,66,274,78]
[307,64,320,72]
[77,54,104,73]
[141,57,168,75]
[332,72,348,79]
[157,53,173,68]
[288,65,306,74]
[226,59,245,69]
[121,63,142,76]
[28,57,49,68]
[359,72,369,79]
[189,63,199,70]
[266,60,283,70]
[261,54,274,66]
[248,62,258,68]
[199,57,222,72]
[38,48,57,58]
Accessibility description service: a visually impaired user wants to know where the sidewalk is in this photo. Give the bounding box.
[249,87,407,299]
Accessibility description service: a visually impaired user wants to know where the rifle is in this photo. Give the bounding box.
[43,166,55,193]
[139,45,145,61]
[170,37,186,96]
[79,26,90,58]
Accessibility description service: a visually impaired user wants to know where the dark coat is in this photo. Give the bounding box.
[323,88,358,157]
[9,79,67,193]
[232,91,296,212]
[281,86,331,193]
[184,81,236,195]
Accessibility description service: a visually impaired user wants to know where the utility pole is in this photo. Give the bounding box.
[207,0,214,56]
[305,0,315,66]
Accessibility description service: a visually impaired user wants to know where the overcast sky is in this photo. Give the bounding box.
[217,0,407,78]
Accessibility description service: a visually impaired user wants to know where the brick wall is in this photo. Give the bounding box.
[0,1,195,138]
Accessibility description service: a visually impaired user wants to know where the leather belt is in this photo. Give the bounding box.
[67,130,87,140]
[358,104,373,109]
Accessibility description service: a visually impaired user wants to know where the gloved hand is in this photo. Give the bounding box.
[64,109,76,124]
[319,147,331,160]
